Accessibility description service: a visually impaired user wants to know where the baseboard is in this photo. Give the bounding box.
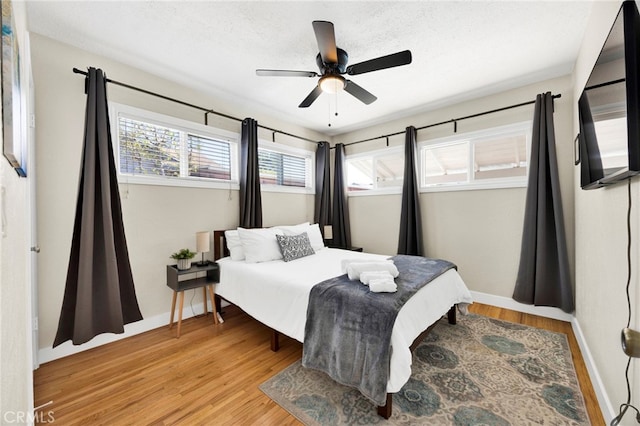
[469,291,574,322]
[470,290,614,421]
[571,317,616,422]
[38,302,208,365]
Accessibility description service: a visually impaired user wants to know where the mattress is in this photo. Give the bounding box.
[215,248,473,393]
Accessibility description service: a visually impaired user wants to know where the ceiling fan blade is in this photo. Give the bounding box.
[312,21,338,64]
[344,80,377,105]
[299,85,323,108]
[256,69,318,77]
[346,50,412,75]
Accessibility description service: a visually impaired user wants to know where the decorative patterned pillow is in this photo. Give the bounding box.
[276,232,316,262]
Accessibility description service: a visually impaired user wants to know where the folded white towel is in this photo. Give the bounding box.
[346,262,399,281]
[359,271,395,285]
[369,277,397,293]
[341,258,393,274]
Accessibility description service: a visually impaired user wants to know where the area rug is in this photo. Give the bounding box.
[259,313,590,425]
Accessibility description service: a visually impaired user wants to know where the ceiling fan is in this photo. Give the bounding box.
[256,21,412,108]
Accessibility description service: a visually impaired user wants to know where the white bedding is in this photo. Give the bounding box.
[215,248,473,393]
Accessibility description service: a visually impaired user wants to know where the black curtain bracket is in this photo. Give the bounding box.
[73,67,318,147]
[341,93,562,147]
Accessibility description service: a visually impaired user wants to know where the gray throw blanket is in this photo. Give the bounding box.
[301,255,456,405]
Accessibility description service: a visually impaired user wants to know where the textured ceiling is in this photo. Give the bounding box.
[26,1,593,136]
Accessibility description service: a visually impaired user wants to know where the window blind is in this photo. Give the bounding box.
[258,148,308,187]
[118,116,232,181]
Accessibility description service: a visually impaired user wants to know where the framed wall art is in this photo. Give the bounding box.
[2,0,26,177]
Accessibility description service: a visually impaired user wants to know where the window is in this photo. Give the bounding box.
[346,147,404,194]
[419,121,531,191]
[258,143,314,193]
[111,103,238,188]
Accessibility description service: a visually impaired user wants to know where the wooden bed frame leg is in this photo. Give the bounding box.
[448,305,457,325]
[377,393,392,419]
[271,330,280,352]
[374,306,457,419]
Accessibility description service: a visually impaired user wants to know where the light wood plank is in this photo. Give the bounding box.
[34,303,604,425]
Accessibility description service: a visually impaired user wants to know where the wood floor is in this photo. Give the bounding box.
[33,303,605,425]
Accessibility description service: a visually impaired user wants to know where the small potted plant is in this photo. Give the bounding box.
[171,248,197,270]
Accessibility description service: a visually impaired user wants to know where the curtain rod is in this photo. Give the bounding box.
[338,93,562,148]
[72,67,320,146]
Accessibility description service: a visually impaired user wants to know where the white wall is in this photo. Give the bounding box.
[0,0,35,422]
[573,0,638,421]
[334,76,575,301]
[30,34,325,360]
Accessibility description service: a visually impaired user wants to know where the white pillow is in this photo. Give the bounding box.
[273,222,310,236]
[224,230,245,261]
[273,222,325,251]
[237,227,284,263]
[307,223,326,252]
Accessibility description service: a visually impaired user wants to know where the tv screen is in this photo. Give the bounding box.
[578,0,640,189]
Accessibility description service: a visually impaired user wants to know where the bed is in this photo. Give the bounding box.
[212,226,473,418]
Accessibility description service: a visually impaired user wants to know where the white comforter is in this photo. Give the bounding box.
[215,248,473,393]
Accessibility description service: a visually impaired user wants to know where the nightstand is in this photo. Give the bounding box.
[345,246,363,252]
[166,262,220,338]
[325,241,363,252]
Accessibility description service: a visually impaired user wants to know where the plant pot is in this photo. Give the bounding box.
[176,258,192,270]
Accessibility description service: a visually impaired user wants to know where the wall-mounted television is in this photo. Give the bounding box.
[578,0,640,189]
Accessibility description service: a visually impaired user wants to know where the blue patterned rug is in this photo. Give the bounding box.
[259,314,590,425]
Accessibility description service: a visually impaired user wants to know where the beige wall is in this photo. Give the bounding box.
[573,0,638,419]
[26,3,638,421]
[0,0,35,421]
[31,34,322,353]
[335,76,575,300]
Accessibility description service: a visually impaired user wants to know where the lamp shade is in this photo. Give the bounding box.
[323,225,333,240]
[196,231,210,253]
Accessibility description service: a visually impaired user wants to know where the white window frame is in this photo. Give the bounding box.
[258,140,315,195]
[346,145,405,197]
[418,121,532,193]
[110,102,239,190]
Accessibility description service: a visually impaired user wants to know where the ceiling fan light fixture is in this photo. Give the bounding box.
[319,75,345,94]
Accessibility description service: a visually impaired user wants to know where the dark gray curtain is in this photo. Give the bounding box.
[54,68,142,347]
[314,141,331,235]
[239,117,262,228]
[332,143,351,248]
[513,92,574,313]
[397,126,423,256]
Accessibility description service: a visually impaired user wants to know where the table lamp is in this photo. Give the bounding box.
[323,225,333,240]
[196,231,210,266]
